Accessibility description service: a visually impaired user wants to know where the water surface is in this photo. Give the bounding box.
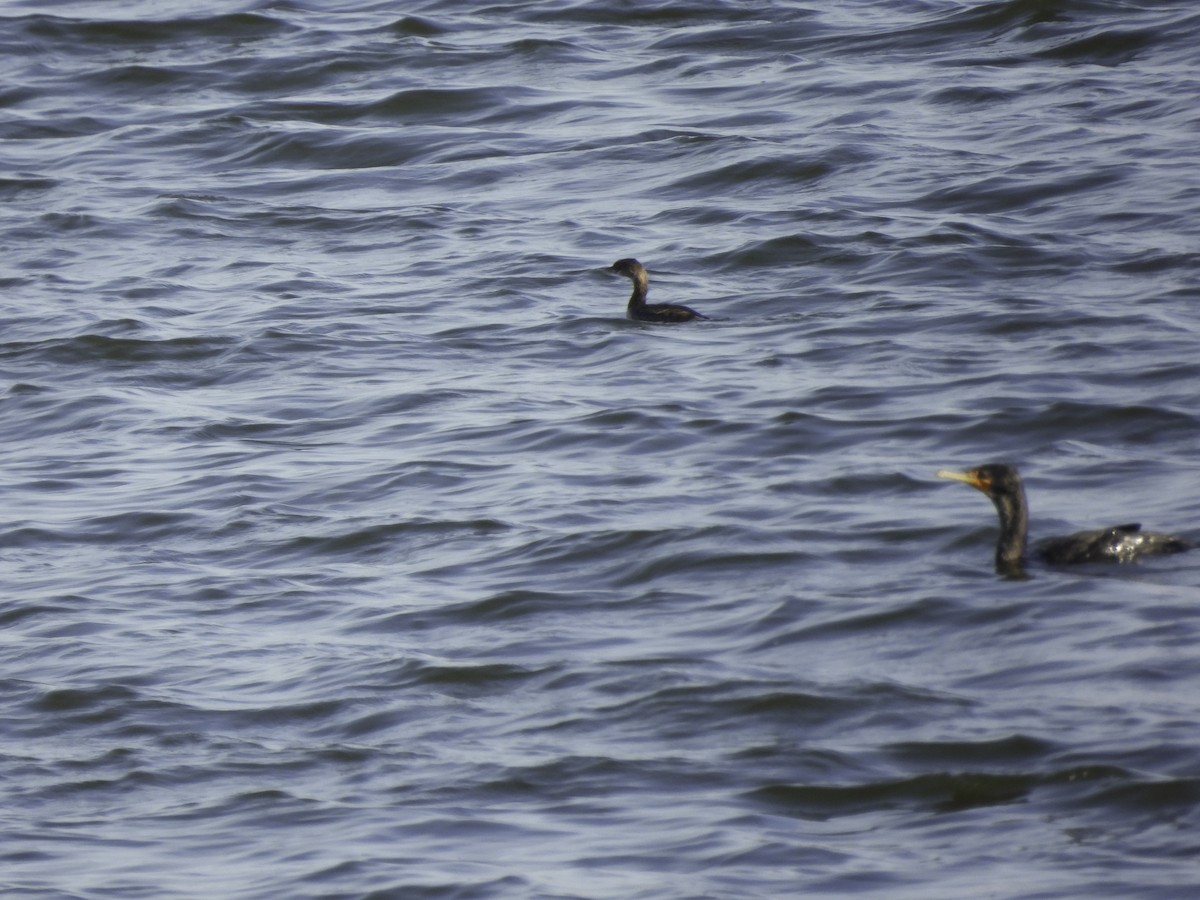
[3,1,1200,897]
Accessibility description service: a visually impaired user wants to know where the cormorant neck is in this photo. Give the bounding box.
[625,270,649,312]
[990,485,1029,573]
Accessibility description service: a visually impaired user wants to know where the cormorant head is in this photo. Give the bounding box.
[938,462,1030,573]
[937,463,1023,501]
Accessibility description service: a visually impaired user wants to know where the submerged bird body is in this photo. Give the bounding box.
[1036,524,1188,565]
[937,463,1190,574]
[609,258,707,323]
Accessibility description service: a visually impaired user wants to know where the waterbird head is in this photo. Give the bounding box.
[936,463,1022,500]
[609,258,645,279]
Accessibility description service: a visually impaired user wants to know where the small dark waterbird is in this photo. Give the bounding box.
[937,463,1191,576]
[609,258,707,324]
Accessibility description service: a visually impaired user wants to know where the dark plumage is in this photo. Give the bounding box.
[609,258,707,324]
[937,463,1191,576]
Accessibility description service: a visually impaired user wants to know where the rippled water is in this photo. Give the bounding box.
[4,1,1200,897]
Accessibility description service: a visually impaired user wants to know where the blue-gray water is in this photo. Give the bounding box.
[4,1,1200,897]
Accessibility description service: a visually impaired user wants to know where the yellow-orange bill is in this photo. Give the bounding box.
[936,469,975,484]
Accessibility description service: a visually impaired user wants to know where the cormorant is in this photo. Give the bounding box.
[937,463,1191,575]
